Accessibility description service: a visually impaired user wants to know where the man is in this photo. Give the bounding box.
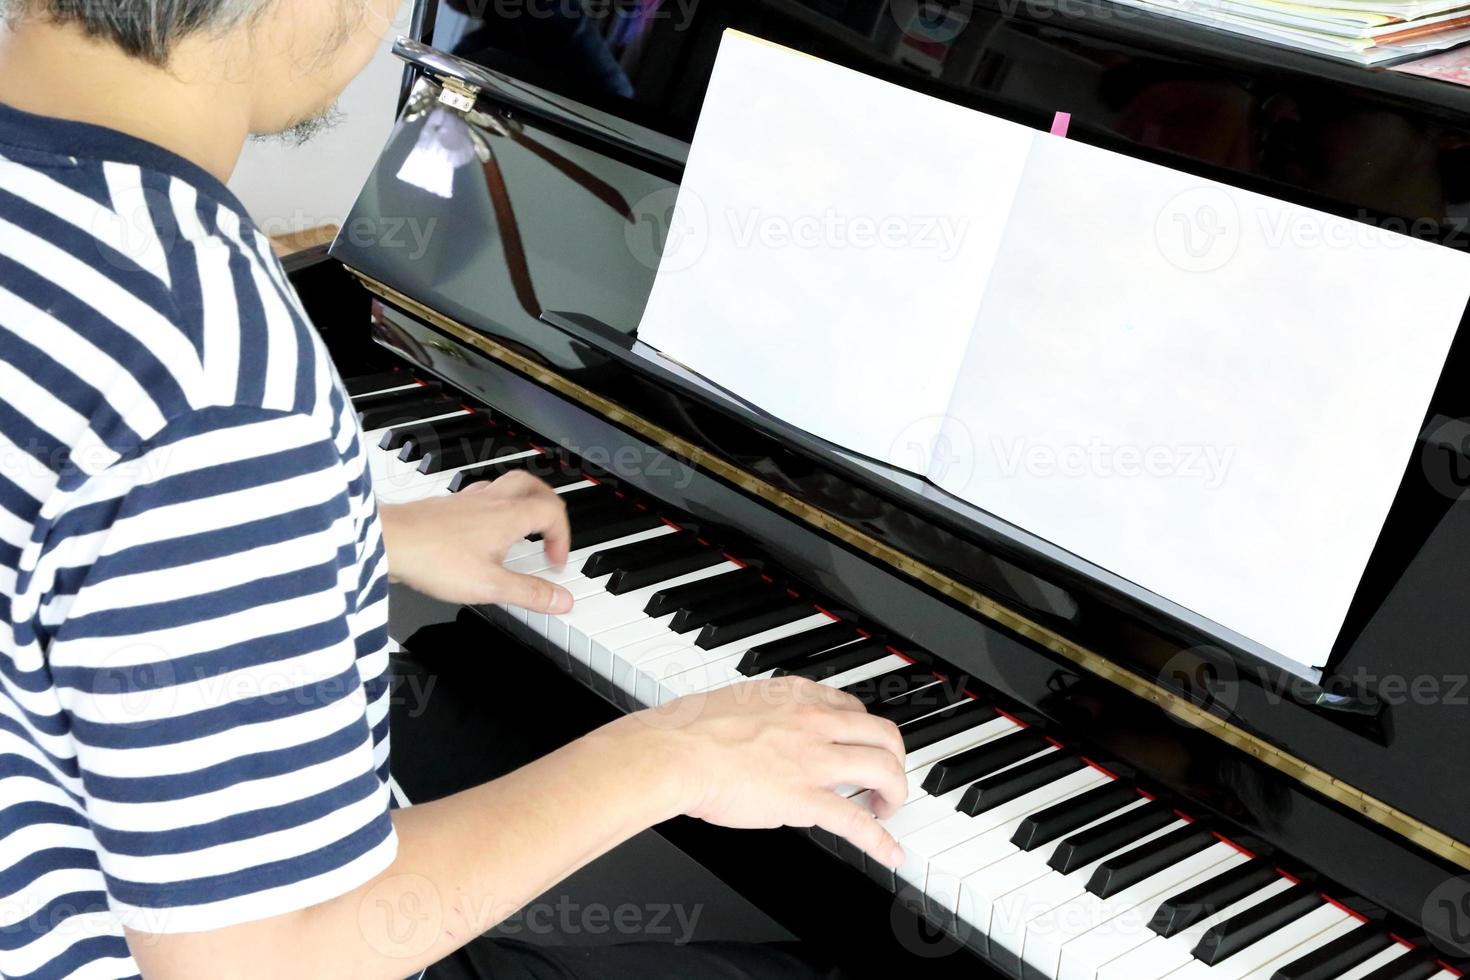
[0,2,908,978]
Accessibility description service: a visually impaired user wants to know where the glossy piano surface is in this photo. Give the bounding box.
[327,0,1470,957]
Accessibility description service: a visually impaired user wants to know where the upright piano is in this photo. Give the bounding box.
[286,1,1470,976]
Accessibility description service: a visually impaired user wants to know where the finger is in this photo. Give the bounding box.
[482,568,573,615]
[484,469,561,502]
[804,792,904,870]
[774,674,866,714]
[818,745,908,819]
[812,709,906,764]
[512,495,572,566]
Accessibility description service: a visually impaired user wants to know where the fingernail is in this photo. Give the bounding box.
[887,843,905,869]
[551,587,574,614]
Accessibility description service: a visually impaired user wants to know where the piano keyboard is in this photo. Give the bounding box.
[352,372,1464,980]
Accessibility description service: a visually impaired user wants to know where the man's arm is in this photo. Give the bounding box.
[128,678,908,980]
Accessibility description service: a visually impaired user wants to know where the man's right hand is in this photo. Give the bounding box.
[623,675,909,868]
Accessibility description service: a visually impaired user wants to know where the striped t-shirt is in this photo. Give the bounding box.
[0,104,397,978]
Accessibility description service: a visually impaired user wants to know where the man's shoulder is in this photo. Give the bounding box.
[0,149,337,449]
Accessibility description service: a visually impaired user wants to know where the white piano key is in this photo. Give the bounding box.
[819,653,913,690]
[571,564,742,670]
[981,819,1189,962]
[504,525,676,576]
[1094,877,1295,980]
[1163,903,1350,980]
[895,766,1109,893]
[924,793,1148,929]
[906,714,1017,771]
[638,614,839,704]
[1050,848,1250,980]
[1333,942,1413,980]
[1237,916,1366,980]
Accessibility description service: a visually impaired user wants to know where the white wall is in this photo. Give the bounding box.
[227,1,415,236]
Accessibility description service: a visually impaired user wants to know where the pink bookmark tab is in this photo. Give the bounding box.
[1050,111,1071,137]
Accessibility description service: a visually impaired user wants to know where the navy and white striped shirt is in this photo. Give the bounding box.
[0,103,397,978]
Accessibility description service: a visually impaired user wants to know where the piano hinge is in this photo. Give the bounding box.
[436,76,480,113]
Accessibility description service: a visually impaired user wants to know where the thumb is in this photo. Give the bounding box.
[484,568,574,615]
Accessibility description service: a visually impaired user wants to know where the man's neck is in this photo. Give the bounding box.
[0,19,254,181]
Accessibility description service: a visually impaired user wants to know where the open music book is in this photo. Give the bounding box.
[636,31,1470,678]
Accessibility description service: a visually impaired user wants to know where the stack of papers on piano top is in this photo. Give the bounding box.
[1106,0,1470,63]
[638,31,1470,680]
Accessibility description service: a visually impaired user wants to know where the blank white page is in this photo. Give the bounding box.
[938,134,1470,674]
[637,31,1036,466]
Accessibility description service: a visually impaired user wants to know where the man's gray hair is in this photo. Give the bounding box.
[7,0,272,64]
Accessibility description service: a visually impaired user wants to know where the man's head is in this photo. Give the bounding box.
[2,0,399,137]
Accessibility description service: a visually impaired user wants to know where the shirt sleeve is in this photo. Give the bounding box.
[44,404,397,935]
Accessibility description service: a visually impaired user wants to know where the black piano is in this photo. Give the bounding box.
[284,1,1470,976]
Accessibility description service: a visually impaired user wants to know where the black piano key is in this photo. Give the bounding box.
[645,566,762,618]
[1149,857,1280,937]
[920,729,1050,797]
[352,379,440,410]
[957,749,1086,817]
[359,392,458,430]
[448,455,582,492]
[1270,923,1395,980]
[737,622,862,676]
[901,697,993,754]
[1191,883,1324,966]
[527,489,621,543]
[841,665,940,707]
[1010,781,1140,852]
[1086,822,1216,898]
[1356,948,1445,980]
[395,413,497,460]
[570,509,665,550]
[869,678,970,725]
[344,369,409,397]
[1048,802,1174,875]
[668,589,773,635]
[418,432,533,474]
[776,638,889,681]
[607,549,727,595]
[582,532,702,579]
[697,598,814,650]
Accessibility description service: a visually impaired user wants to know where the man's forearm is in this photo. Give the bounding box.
[128,717,684,980]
